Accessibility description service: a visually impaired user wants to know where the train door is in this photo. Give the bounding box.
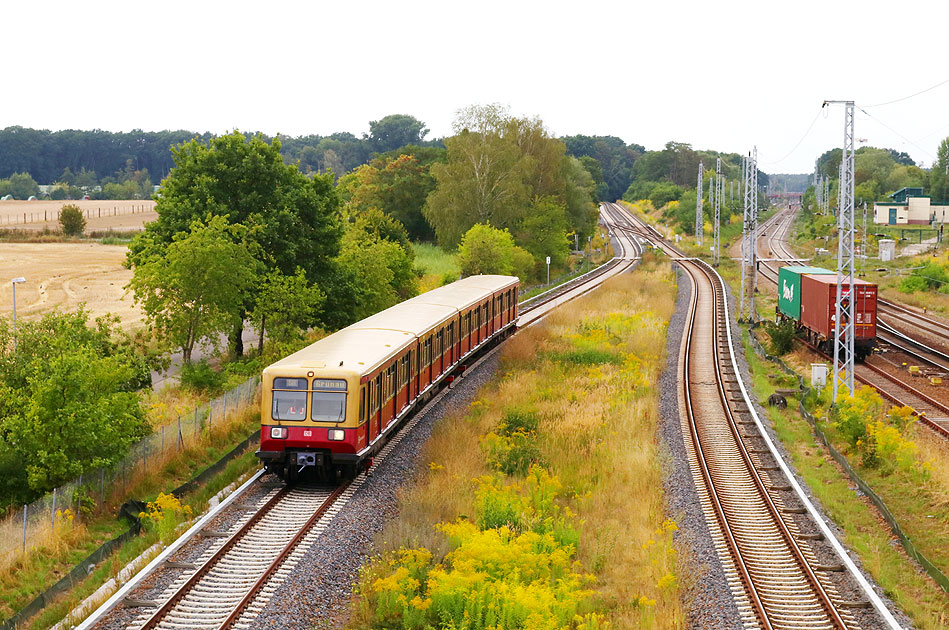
[359,384,368,450]
[436,328,445,377]
[374,373,382,438]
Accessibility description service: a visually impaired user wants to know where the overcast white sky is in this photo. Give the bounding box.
[4,0,947,174]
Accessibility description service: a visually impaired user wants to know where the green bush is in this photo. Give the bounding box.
[899,262,949,293]
[59,203,86,236]
[764,319,796,355]
[499,408,539,436]
[180,360,225,393]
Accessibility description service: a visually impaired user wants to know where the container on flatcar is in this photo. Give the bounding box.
[799,273,877,358]
[777,266,835,319]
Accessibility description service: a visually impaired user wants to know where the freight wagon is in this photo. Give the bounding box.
[777,266,877,360]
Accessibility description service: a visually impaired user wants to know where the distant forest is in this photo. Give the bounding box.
[0,115,439,185]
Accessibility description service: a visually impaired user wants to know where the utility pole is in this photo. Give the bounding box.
[861,201,867,275]
[730,179,734,201]
[696,161,704,245]
[714,157,722,265]
[739,149,759,321]
[824,100,856,402]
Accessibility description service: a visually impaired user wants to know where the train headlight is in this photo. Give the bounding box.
[270,427,288,439]
[328,429,345,441]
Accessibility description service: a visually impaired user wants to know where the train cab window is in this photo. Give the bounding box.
[311,378,347,422]
[272,377,307,421]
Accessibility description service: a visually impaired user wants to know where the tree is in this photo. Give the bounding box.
[930,138,949,202]
[367,114,430,153]
[577,155,608,201]
[456,223,532,279]
[334,234,417,322]
[127,131,343,352]
[251,269,324,352]
[0,310,151,501]
[0,172,39,199]
[128,216,260,363]
[424,106,530,248]
[517,196,570,270]
[339,153,438,240]
[59,203,86,236]
[562,135,644,201]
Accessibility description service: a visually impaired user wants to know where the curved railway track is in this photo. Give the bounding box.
[603,201,903,630]
[76,206,644,630]
[756,207,949,439]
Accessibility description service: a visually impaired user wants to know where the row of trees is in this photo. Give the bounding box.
[812,144,936,207]
[0,115,438,186]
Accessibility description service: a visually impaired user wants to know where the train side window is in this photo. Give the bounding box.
[359,386,366,424]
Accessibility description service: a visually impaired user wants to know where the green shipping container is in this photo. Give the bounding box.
[777,266,835,320]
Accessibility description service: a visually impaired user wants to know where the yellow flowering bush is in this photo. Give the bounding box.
[139,492,192,544]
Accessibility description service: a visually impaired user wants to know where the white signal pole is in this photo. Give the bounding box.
[696,161,704,245]
[825,100,856,402]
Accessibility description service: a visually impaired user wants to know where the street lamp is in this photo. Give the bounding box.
[12,277,25,351]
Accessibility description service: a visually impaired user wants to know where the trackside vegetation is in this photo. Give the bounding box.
[742,341,949,628]
[351,261,684,629]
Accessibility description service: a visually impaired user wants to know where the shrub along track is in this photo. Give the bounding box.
[756,208,949,439]
[606,202,903,630]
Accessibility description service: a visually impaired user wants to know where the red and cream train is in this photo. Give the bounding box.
[256,275,520,481]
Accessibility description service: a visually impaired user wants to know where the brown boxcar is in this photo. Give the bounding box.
[799,273,877,358]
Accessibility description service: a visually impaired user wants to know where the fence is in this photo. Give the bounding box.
[0,375,260,573]
[0,203,155,227]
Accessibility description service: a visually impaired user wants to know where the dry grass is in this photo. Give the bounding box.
[364,260,684,628]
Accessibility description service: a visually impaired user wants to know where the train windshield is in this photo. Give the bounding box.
[311,392,346,422]
[272,377,308,421]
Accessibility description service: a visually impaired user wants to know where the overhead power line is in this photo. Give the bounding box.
[861,78,949,108]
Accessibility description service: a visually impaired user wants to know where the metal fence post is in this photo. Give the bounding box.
[100,468,105,506]
[50,488,57,530]
[223,390,228,420]
[177,414,183,450]
[22,506,27,554]
[161,424,165,454]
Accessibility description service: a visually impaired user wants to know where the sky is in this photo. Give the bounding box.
[4,0,947,174]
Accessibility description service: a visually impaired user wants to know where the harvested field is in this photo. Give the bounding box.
[0,242,143,328]
[0,199,157,232]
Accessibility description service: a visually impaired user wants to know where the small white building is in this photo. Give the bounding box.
[874,187,949,225]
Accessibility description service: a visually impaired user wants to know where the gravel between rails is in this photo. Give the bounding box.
[721,283,916,630]
[659,266,745,630]
[250,352,501,630]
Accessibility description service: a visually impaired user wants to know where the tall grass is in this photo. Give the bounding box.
[353,259,684,628]
[413,242,459,292]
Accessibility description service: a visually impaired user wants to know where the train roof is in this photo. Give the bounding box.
[263,275,519,378]
[265,328,415,376]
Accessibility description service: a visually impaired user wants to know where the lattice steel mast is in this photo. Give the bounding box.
[739,149,759,321]
[825,100,856,401]
[696,161,704,245]
[714,157,722,265]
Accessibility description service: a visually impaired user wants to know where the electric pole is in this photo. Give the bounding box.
[824,100,856,402]
[696,161,704,245]
[714,157,722,265]
[739,149,759,321]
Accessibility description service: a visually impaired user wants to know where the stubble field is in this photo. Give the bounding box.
[0,199,157,232]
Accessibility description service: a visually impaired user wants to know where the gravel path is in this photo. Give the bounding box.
[659,266,745,630]
[250,351,501,630]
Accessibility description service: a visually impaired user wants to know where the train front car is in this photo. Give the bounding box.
[257,328,414,481]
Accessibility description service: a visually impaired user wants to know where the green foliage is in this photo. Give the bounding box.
[128,215,260,363]
[251,268,324,348]
[0,172,39,199]
[931,138,949,202]
[456,224,532,280]
[898,261,949,293]
[483,408,545,477]
[338,153,438,241]
[764,319,797,355]
[368,114,430,153]
[547,348,623,366]
[517,196,570,270]
[0,310,150,502]
[179,359,226,393]
[58,203,86,236]
[139,492,193,544]
[562,134,644,201]
[423,105,595,268]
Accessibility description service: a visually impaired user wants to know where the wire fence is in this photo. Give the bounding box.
[0,203,154,226]
[0,375,260,573]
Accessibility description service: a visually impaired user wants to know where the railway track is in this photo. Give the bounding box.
[604,201,903,630]
[74,206,644,630]
[756,206,949,439]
